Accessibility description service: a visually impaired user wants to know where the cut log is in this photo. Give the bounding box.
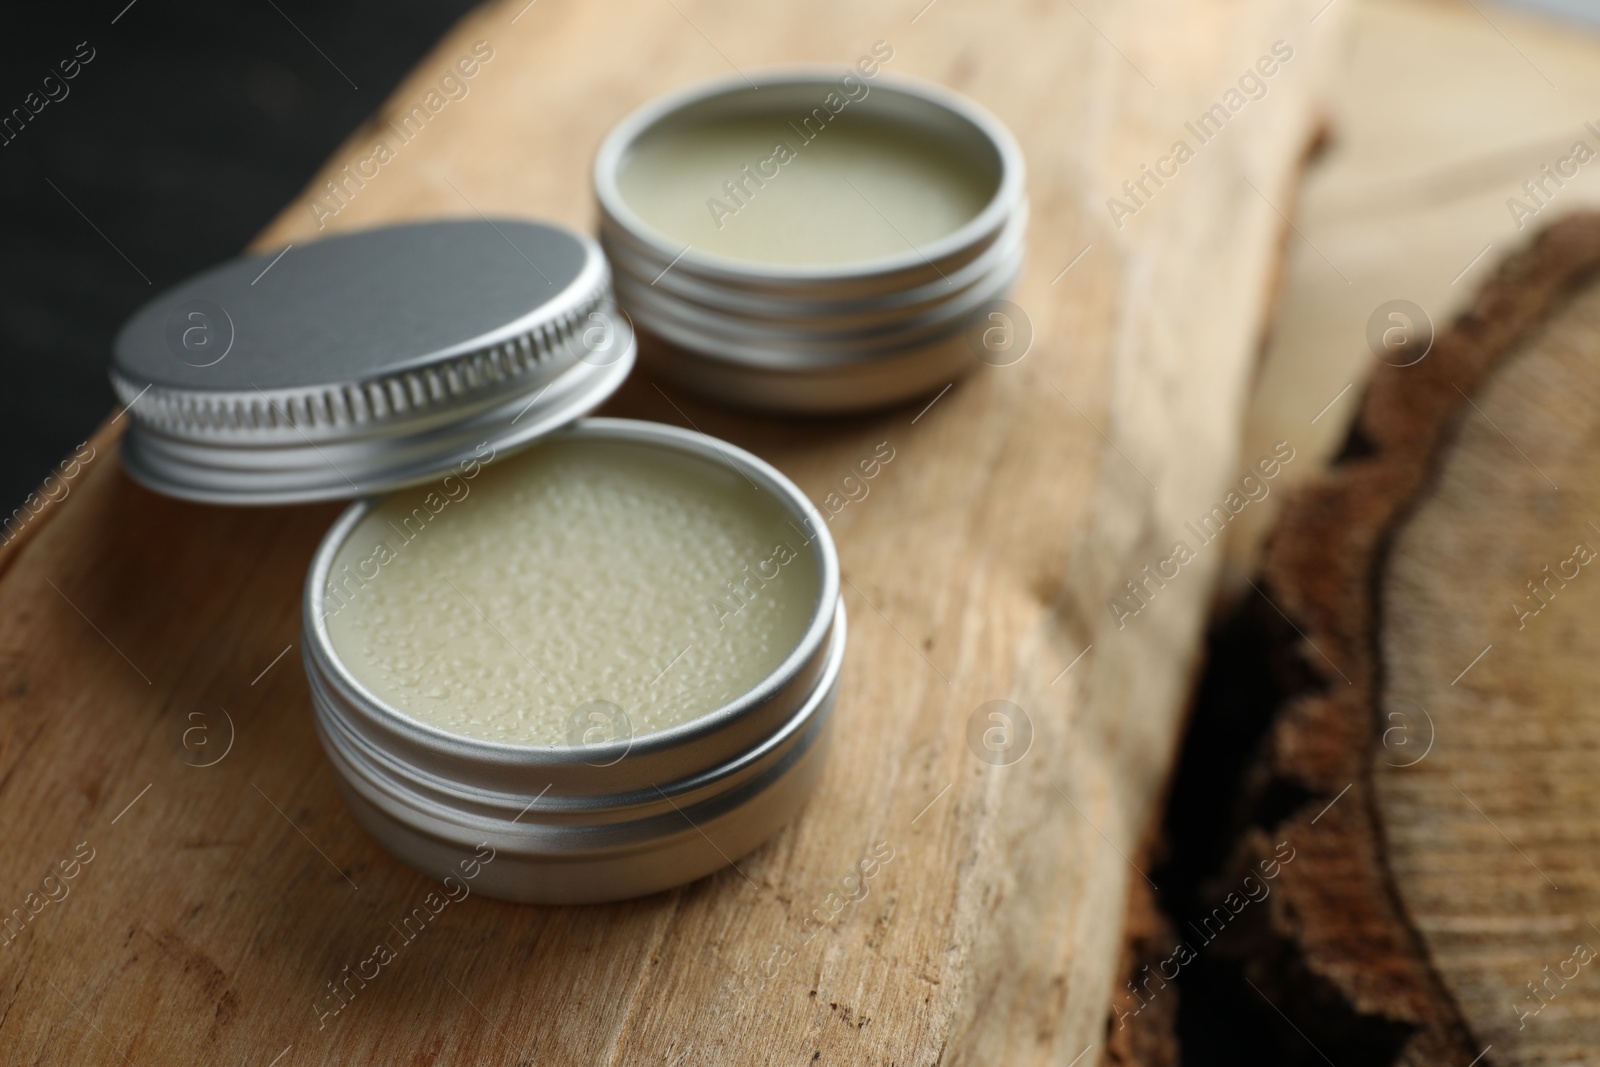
[1375,222,1600,1065]
[1159,213,1600,1066]
[0,0,1332,1063]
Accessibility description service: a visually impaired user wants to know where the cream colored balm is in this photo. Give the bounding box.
[323,439,820,745]
[618,97,998,266]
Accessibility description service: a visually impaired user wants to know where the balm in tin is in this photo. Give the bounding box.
[305,419,843,903]
[595,67,1028,413]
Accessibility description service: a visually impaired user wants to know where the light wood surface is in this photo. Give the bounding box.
[1103,2,1600,1062]
[1086,0,1600,1058]
[1224,0,1600,588]
[0,0,1333,1063]
[1205,215,1600,1065]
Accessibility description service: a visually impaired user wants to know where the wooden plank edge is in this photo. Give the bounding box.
[0,416,126,584]
[1099,113,1333,1067]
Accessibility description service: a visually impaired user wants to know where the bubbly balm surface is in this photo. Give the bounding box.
[324,439,818,746]
[618,109,996,266]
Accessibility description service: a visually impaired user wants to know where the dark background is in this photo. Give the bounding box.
[0,0,481,513]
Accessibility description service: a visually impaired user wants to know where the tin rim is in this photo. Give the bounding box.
[612,212,1026,369]
[301,417,843,797]
[314,617,842,903]
[592,67,1027,284]
[312,602,844,831]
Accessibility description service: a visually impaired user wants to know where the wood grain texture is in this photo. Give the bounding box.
[0,0,1333,1063]
[1222,0,1600,592]
[1201,214,1600,1066]
[1377,223,1600,1064]
[1106,3,1600,1060]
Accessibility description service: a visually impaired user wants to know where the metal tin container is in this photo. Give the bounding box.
[594,69,1027,414]
[110,219,846,903]
[302,418,844,904]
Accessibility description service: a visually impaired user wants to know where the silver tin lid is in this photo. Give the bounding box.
[594,70,1026,413]
[111,218,635,505]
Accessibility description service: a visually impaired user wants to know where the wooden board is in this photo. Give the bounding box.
[1173,214,1600,1065]
[0,1,1333,1063]
[1220,0,1600,592]
[1098,2,1600,1062]
[1378,217,1600,1064]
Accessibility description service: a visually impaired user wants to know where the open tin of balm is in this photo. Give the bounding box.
[595,68,1027,413]
[110,219,845,903]
[305,419,843,903]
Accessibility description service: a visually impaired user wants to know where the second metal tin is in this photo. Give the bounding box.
[594,69,1028,414]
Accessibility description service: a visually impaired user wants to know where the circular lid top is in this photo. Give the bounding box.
[111,218,635,505]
